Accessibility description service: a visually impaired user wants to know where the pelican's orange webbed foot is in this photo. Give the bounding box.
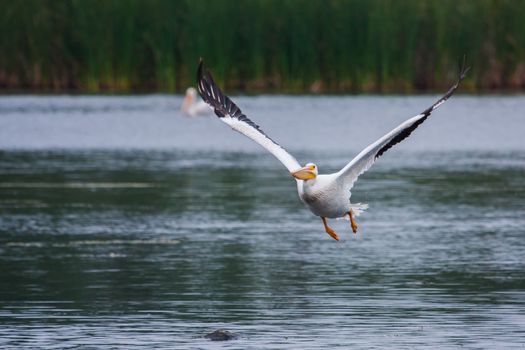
[348,210,358,234]
[321,217,339,241]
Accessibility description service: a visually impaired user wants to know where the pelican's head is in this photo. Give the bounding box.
[181,87,197,112]
[291,163,318,181]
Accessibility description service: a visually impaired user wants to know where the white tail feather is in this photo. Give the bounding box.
[336,203,369,221]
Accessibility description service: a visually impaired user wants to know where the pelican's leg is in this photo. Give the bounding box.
[321,217,339,241]
[348,210,358,234]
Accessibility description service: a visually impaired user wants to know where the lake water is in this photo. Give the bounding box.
[0,95,524,349]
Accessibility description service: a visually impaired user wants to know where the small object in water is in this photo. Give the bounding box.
[204,329,237,341]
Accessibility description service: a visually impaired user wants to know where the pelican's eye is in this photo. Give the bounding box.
[310,165,316,170]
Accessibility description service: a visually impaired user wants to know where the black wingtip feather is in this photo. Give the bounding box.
[196,60,232,119]
[374,116,428,159]
[459,54,471,81]
[420,58,469,117]
[375,59,469,160]
[195,59,279,144]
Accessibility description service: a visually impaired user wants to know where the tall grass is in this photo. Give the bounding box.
[1,0,524,92]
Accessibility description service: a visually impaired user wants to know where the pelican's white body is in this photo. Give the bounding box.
[298,174,349,218]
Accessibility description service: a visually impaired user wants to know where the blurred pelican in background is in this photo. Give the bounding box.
[180,87,212,117]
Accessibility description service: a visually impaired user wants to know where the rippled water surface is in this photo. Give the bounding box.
[0,95,524,349]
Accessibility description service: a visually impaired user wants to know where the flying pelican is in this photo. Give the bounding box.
[180,87,212,117]
[197,60,469,241]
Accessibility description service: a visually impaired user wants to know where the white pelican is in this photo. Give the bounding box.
[197,60,469,241]
[180,87,212,117]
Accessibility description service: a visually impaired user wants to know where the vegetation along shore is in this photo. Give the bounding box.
[1,0,524,93]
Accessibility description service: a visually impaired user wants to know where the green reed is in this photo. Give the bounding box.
[1,0,524,92]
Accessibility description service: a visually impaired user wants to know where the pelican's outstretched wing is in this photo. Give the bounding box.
[335,63,469,191]
[197,60,301,172]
